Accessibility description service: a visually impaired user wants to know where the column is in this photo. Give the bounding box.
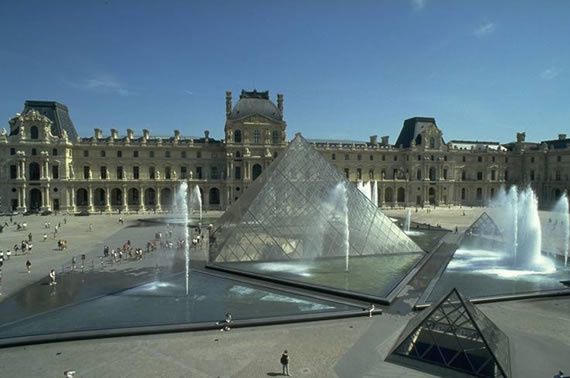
[156,186,162,212]
[88,186,94,212]
[105,186,111,212]
[70,186,76,212]
[21,186,27,211]
[122,185,128,212]
[139,185,145,212]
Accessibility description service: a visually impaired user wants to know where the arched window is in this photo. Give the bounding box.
[272,130,280,144]
[30,126,39,139]
[252,164,262,180]
[209,188,220,205]
[416,169,422,180]
[52,148,58,156]
[234,129,242,143]
[429,167,436,181]
[253,129,261,144]
[76,188,89,206]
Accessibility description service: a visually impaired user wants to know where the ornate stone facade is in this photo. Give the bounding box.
[0,92,568,213]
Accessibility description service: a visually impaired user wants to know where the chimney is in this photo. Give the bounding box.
[277,93,284,114]
[110,128,118,139]
[143,129,150,140]
[94,128,103,139]
[369,135,378,146]
[381,136,389,146]
[126,129,134,140]
[559,134,567,140]
[226,91,232,117]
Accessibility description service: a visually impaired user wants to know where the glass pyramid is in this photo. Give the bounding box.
[390,288,511,377]
[462,212,504,251]
[208,134,424,301]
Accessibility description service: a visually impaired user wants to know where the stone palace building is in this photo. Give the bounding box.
[0,89,568,213]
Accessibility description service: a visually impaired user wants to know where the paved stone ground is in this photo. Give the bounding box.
[0,208,569,377]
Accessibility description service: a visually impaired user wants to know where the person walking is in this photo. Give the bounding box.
[26,259,31,273]
[49,269,57,285]
[28,232,32,242]
[280,350,290,376]
[71,256,77,271]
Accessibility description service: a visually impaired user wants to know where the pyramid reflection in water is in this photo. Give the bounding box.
[208,134,425,302]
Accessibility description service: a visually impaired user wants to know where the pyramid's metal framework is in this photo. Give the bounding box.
[209,134,422,263]
[390,288,511,377]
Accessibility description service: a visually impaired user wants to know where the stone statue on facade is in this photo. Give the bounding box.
[0,128,7,136]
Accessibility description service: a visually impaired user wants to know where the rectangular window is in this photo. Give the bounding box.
[149,167,156,179]
[369,155,373,161]
[344,154,349,160]
[83,150,89,157]
[165,166,171,179]
[134,150,139,158]
[393,156,398,161]
[117,166,124,180]
[344,168,349,179]
[477,171,483,181]
[149,151,155,158]
[357,154,362,161]
[133,166,140,179]
[52,148,58,156]
[181,166,188,179]
[556,170,561,181]
[197,151,202,159]
[530,170,535,181]
[393,169,398,178]
[234,166,241,179]
[462,156,466,162]
[461,171,466,181]
[443,169,448,180]
[100,166,107,179]
[369,169,374,180]
[165,151,171,158]
[558,156,562,162]
[117,150,122,158]
[181,151,187,159]
[31,148,37,156]
[491,170,496,180]
[196,166,203,179]
[10,165,17,179]
[382,155,385,161]
[10,148,15,155]
[505,170,508,181]
[211,166,219,179]
[52,165,59,179]
[478,156,482,162]
[83,166,90,179]
[331,153,336,160]
[357,168,362,180]
[100,150,106,158]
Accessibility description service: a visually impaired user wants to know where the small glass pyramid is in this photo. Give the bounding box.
[390,288,511,377]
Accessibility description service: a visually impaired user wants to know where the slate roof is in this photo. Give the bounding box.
[14,101,79,140]
[394,117,438,148]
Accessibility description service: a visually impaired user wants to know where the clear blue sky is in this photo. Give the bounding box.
[1,0,568,142]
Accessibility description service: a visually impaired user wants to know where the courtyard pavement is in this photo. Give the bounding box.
[0,209,568,377]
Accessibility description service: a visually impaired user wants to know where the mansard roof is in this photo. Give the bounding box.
[9,101,79,140]
[395,117,440,148]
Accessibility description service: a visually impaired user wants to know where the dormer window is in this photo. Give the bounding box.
[430,137,435,149]
[30,126,39,140]
[272,130,280,145]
